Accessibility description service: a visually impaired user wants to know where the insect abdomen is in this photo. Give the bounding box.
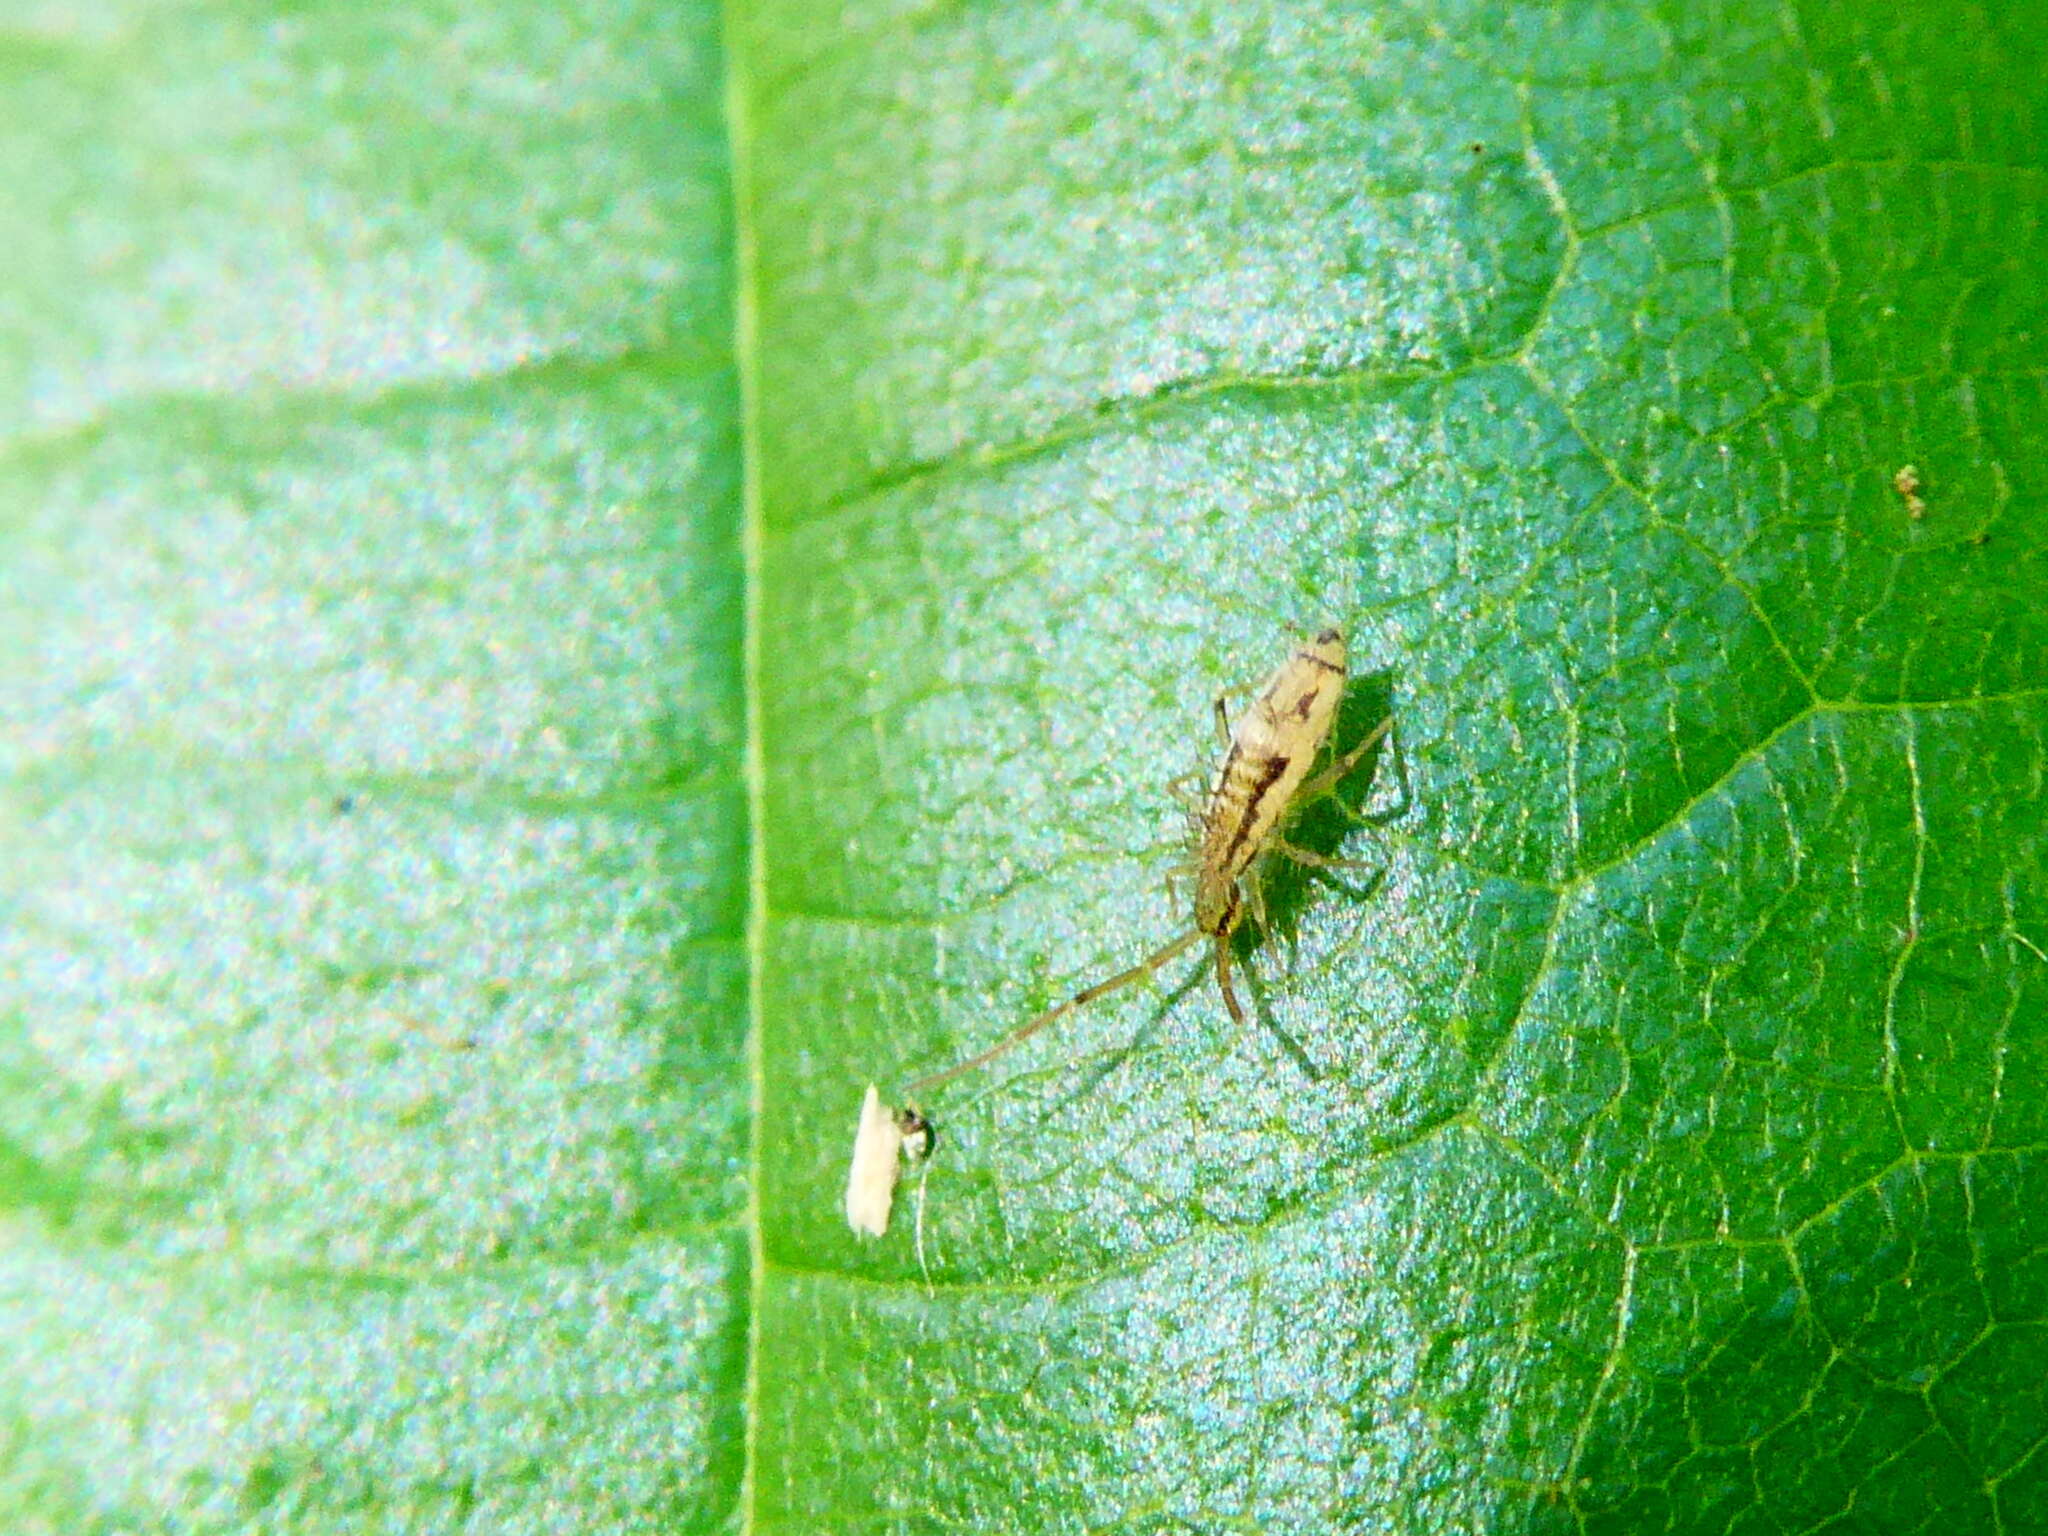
[1191,628,1346,934]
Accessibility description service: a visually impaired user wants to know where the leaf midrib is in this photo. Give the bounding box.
[719,5,771,1530]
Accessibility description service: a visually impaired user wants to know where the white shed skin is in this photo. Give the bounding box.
[844,1084,907,1237]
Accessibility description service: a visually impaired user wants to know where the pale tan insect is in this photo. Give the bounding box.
[902,626,1389,1097]
[1893,464,1927,520]
[843,1084,935,1237]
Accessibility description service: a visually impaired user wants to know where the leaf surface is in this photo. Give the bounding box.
[742,2,2048,1531]
[3,2,2046,1534]
[0,3,749,1531]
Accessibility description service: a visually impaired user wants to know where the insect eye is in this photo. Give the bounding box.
[896,1108,936,1163]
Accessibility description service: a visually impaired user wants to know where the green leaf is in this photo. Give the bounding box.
[5,4,2047,1536]
[742,3,2048,1530]
[0,4,750,1530]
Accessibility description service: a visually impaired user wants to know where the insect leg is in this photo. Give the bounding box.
[1296,714,1393,806]
[1210,666,1271,747]
[1336,714,1413,826]
[1213,934,1248,1028]
[1243,871,1270,932]
[1165,769,1207,810]
[1268,837,1375,872]
[1239,958,1324,1083]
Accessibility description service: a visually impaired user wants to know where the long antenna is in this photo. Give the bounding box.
[902,929,1204,1096]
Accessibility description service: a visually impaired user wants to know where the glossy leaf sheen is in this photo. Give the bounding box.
[0,4,749,1531]
[5,1,2047,1533]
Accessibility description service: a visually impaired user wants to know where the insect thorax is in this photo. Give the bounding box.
[1193,873,1239,937]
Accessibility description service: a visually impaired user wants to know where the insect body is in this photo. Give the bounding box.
[1195,625,1349,1026]
[900,625,1386,1097]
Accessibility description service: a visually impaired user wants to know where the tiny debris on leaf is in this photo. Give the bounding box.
[1893,464,1927,520]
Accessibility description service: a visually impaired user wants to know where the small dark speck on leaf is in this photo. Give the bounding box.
[403,1017,479,1051]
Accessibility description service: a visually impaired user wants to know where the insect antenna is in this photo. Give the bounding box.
[902,928,1204,1095]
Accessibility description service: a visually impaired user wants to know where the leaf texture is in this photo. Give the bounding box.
[3,1,2046,1533]
[0,3,749,1530]
[742,2,2048,1531]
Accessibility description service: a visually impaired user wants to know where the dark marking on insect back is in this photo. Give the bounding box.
[1295,650,1344,674]
[1215,751,1293,883]
[1213,882,1242,935]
